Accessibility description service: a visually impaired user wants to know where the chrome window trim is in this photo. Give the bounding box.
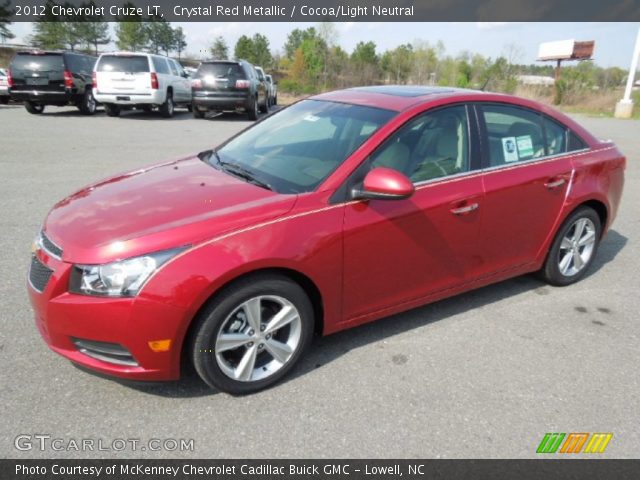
[480,147,591,174]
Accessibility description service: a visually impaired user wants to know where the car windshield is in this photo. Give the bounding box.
[215,100,395,194]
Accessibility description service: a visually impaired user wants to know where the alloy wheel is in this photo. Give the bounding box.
[557,217,596,277]
[214,295,302,382]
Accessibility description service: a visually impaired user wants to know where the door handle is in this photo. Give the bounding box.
[544,178,566,189]
[450,203,479,215]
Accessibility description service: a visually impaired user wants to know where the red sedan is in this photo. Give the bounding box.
[28,86,625,394]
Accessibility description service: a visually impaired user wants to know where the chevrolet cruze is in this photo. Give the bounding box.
[28,86,625,394]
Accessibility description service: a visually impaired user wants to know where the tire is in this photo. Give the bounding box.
[78,89,97,115]
[539,206,602,286]
[247,96,258,120]
[25,102,44,114]
[259,93,269,114]
[104,104,121,117]
[191,274,314,394]
[187,103,193,112]
[159,91,174,118]
[0,96,9,105]
[193,107,205,119]
[273,94,277,106]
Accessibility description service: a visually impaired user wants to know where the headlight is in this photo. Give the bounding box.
[69,247,186,297]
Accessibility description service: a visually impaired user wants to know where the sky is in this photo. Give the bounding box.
[6,22,639,68]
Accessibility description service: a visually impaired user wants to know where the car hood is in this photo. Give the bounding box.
[43,155,297,264]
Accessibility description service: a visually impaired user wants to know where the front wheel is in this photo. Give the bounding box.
[539,206,602,286]
[25,102,44,114]
[259,94,269,113]
[192,274,314,394]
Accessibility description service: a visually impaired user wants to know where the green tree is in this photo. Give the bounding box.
[210,36,229,60]
[172,26,186,59]
[234,35,253,61]
[251,33,272,67]
[351,41,377,66]
[31,2,67,50]
[72,2,110,55]
[284,27,317,59]
[381,44,413,84]
[146,18,174,55]
[115,2,147,51]
[0,0,15,43]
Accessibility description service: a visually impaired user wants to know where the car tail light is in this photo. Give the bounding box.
[7,69,13,88]
[235,79,250,89]
[63,70,73,88]
[92,71,97,90]
[150,72,159,90]
[191,78,202,89]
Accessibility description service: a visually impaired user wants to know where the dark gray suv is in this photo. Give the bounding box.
[191,60,269,120]
[9,51,97,115]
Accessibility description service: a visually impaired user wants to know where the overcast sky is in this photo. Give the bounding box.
[7,22,639,68]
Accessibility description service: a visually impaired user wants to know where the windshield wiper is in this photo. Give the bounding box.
[198,149,273,191]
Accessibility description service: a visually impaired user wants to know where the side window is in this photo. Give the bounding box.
[481,104,545,166]
[173,61,184,77]
[168,60,179,76]
[543,117,568,156]
[152,57,170,75]
[65,54,79,72]
[370,105,470,183]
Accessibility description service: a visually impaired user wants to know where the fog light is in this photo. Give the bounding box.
[148,339,172,352]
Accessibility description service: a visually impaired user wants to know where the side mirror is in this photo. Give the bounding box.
[352,167,415,201]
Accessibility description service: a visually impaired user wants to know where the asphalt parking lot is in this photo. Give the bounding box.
[0,103,638,459]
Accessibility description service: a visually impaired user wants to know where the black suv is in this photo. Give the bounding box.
[191,59,269,120]
[9,51,97,115]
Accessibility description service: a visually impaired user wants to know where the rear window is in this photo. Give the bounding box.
[197,63,245,79]
[97,55,149,73]
[12,53,64,72]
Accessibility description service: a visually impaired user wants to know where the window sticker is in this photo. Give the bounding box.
[303,114,320,122]
[516,135,534,158]
[501,136,519,162]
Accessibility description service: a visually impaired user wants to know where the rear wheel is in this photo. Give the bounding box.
[25,102,44,114]
[104,104,121,117]
[159,91,174,118]
[193,107,205,119]
[539,206,602,286]
[191,274,314,394]
[259,93,269,113]
[0,96,9,105]
[247,96,258,121]
[78,89,97,115]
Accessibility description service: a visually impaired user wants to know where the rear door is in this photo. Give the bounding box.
[168,59,190,102]
[9,52,65,93]
[95,54,152,94]
[476,103,575,275]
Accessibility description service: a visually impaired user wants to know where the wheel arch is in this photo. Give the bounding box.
[179,266,325,374]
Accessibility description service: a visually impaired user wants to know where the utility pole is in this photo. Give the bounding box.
[615,26,640,119]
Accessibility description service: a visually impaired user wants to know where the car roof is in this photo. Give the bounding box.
[312,85,491,112]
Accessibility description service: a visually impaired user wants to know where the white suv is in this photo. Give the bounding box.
[93,52,191,117]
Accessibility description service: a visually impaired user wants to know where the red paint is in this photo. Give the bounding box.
[362,167,415,198]
[28,88,626,381]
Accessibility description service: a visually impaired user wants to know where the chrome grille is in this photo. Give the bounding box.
[41,231,63,258]
[29,256,53,292]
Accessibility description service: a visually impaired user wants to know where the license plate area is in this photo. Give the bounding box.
[26,78,49,86]
[116,96,131,101]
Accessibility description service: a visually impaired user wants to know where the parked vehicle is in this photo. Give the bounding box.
[93,52,191,118]
[265,74,277,106]
[0,68,9,104]
[28,86,625,394]
[191,60,269,120]
[9,51,97,115]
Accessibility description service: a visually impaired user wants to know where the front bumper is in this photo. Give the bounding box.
[27,249,188,381]
[93,90,164,106]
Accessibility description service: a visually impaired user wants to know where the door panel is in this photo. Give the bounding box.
[342,175,483,320]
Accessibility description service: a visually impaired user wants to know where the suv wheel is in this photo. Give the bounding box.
[0,96,9,105]
[78,89,97,115]
[259,94,269,114]
[539,206,602,286]
[247,96,258,121]
[191,274,314,394]
[193,107,205,119]
[25,102,44,115]
[104,104,121,117]
[160,92,174,118]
